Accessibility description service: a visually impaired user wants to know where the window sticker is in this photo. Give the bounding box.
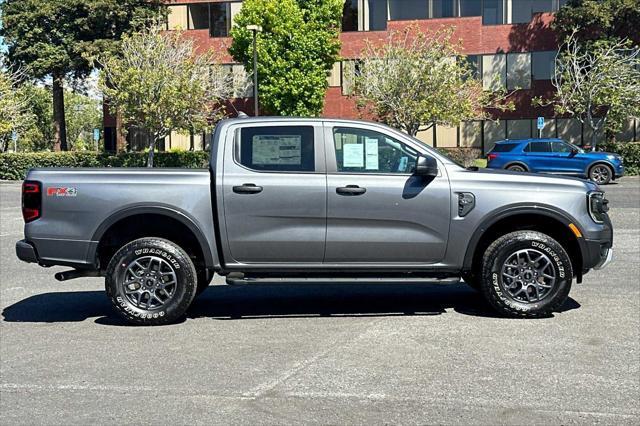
[365,138,379,170]
[398,156,408,172]
[252,135,302,165]
[343,143,364,167]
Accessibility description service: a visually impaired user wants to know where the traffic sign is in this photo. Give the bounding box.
[93,128,100,141]
[537,117,545,130]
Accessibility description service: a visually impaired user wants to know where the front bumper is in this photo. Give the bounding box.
[16,240,38,263]
[594,247,613,270]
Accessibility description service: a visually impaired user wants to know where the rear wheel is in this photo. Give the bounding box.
[105,238,197,326]
[506,164,526,172]
[589,164,612,185]
[480,231,572,318]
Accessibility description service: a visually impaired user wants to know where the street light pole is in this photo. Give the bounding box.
[246,24,262,116]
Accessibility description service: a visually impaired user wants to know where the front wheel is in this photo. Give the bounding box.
[589,164,612,185]
[480,231,573,318]
[105,238,198,325]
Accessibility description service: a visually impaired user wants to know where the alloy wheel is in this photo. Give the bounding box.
[500,248,556,303]
[120,256,178,310]
[590,165,610,184]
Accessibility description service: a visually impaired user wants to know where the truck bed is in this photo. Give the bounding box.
[23,168,214,269]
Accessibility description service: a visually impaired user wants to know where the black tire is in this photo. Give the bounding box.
[589,163,612,185]
[195,268,212,296]
[105,238,198,326]
[506,164,527,172]
[480,231,572,318]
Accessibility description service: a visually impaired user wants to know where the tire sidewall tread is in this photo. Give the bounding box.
[105,238,197,326]
[480,231,573,318]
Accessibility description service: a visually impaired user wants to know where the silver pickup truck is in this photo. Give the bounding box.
[16,117,613,325]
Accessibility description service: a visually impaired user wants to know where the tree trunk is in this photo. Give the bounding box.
[591,127,598,152]
[52,72,68,151]
[148,137,156,168]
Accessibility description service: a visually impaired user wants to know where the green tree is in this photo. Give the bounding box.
[0,0,164,151]
[99,29,248,167]
[229,0,342,116]
[0,64,34,152]
[352,28,513,137]
[553,0,640,45]
[537,33,640,149]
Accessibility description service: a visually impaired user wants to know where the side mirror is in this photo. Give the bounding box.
[415,155,438,177]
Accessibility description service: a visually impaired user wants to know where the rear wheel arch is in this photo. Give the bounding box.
[463,206,584,282]
[92,206,215,272]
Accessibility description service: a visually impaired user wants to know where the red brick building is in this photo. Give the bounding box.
[103,0,639,152]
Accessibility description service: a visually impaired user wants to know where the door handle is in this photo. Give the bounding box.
[336,185,366,196]
[233,183,263,194]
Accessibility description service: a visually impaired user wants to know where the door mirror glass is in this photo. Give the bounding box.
[415,155,438,177]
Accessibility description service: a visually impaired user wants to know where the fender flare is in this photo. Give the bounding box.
[462,203,587,271]
[586,160,615,176]
[89,204,215,269]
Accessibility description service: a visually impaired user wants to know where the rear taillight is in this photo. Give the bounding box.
[22,180,42,223]
[487,153,498,162]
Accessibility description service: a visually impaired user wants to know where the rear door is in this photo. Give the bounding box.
[323,122,450,264]
[524,141,554,172]
[221,122,327,264]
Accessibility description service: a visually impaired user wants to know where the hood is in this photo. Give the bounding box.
[450,165,599,193]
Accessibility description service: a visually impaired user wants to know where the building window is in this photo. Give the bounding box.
[432,0,456,18]
[188,4,209,29]
[532,51,556,80]
[342,0,359,31]
[327,62,341,87]
[482,0,505,25]
[389,0,427,20]
[506,52,531,90]
[167,5,187,30]
[210,3,231,37]
[482,54,506,90]
[368,0,388,30]
[460,0,482,17]
[341,60,362,95]
[465,55,482,79]
[512,0,555,24]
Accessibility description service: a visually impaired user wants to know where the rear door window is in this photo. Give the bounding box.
[237,126,315,172]
[525,141,551,153]
[492,143,518,152]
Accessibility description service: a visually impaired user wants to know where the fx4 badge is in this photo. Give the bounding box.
[47,187,78,197]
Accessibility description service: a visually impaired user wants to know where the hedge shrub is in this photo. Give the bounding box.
[598,141,640,176]
[0,151,210,180]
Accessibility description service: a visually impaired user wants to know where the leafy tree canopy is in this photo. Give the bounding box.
[553,0,640,45]
[229,0,342,116]
[352,27,513,137]
[0,0,164,79]
[100,29,248,166]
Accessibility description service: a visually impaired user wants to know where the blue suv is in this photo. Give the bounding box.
[486,139,624,184]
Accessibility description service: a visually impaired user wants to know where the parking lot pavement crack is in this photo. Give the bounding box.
[241,318,386,399]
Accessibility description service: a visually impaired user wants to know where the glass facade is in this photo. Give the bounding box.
[166,2,240,37]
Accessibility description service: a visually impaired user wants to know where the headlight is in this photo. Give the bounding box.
[588,191,609,223]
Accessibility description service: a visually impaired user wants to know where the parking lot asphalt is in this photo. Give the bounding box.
[1,177,639,425]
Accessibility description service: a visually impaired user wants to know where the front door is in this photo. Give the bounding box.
[222,123,327,263]
[550,140,584,174]
[524,140,555,172]
[324,124,450,264]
